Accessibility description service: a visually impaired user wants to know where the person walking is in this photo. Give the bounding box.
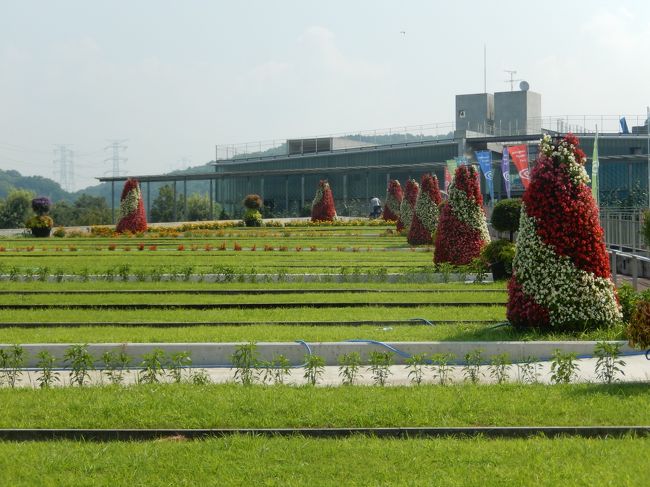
[369,196,382,218]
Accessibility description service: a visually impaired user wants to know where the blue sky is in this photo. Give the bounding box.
[1,0,649,189]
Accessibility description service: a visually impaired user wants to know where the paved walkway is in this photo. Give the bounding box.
[12,354,650,388]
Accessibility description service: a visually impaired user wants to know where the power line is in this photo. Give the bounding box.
[53,144,74,192]
[104,139,128,178]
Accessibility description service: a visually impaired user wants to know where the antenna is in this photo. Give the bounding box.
[504,70,522,91]
[483,44,487,93]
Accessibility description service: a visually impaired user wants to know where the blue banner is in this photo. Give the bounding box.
[475,150,494,204]
[502,147,511,199]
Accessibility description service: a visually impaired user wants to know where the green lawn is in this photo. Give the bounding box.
[0,436,644,486]
[1,383,648,428]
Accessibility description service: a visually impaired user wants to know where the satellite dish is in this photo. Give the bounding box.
[520,80,530,91]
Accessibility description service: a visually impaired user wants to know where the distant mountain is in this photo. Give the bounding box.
[0,169,72,201]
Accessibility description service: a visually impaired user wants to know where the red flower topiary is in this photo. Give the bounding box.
[116,178,147,233]
[383,179,403,229]
[408,174,442,245]
[311,180,337,222]
[434,165,489,265]
[507,134,620,329]
[399,179,419,234]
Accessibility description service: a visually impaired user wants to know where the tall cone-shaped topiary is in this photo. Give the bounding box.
[434,165,489,265]
[408,173,443,245]
[311,180,337,222]
[507,134,620,329]
[116,178,147,233]
[383,179,404,231]
[399,179,419,234]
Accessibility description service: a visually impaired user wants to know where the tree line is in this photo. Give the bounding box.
[0,185,226,229]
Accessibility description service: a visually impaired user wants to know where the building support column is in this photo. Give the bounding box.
[183,179,187,221]
[209,179,214,220]
[366,172,370,200]
[285,176,289,213]
[300,176,305,209]
[173,180,177,222]
[146,181,151,221]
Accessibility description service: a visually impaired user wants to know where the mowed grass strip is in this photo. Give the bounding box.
[0,383,649,428]
[0,436,645,486]
[0,322,626,343]
[0,291,506,305]
[0,281,507,291]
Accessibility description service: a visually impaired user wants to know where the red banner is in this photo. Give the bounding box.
[444,167,452,194]
[508,144,531,189]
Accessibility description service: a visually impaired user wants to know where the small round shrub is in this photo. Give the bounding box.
[491,198,522,241]
[617,284,638,324]
[52,226,66,238]
[31,196,52,216]
[243,194,263,210]
[243,208,263,227]
[628,300,650,349]
[481,239,515,279]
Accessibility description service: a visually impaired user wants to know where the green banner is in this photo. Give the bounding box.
[446,159,457,179]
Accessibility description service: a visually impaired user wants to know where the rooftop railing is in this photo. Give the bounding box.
[214,115,649,161]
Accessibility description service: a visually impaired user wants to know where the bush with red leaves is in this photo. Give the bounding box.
[116,178,147,233]
[311,180,337,222]
[434,165,489,265]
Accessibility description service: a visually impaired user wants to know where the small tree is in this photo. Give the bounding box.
[311,180,336,222]
[399,179,418,234]
[383,179,404,231]
[408,174,442,245]
[242,194,263,227]
[116,179,147,233]
[491,198,522,241]
[0,189,33,229]
[434,165,489,265]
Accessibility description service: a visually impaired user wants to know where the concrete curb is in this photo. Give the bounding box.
[4,341,639,367]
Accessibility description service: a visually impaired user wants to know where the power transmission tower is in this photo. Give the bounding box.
[53,145,74,192]
[104,139,128,177]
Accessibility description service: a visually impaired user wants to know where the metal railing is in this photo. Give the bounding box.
[609,249,650,290]
[214,114,648,161]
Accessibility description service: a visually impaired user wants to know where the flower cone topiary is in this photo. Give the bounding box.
[399,179,419,234]
[507,134,620,329]
[408,173,442,245]
[383,179,404,231]
[434,165,489,265]
[311,180,337,222]
[116,178,148,233]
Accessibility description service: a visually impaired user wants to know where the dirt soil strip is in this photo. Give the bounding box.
[0,319,501,328]
[0,427,648,441]
[0,302,504,310]
[0,289,506,295]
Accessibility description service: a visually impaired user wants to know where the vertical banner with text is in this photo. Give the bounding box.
[508,144,531,190]
[502,146,511,198]
[475,150,494,204]
[445,159,456,194]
